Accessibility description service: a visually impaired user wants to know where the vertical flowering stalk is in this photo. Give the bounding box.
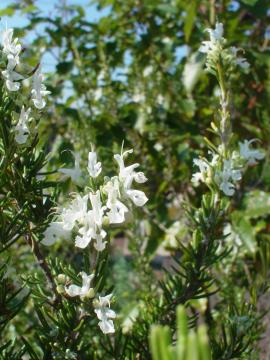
[0,25,55,304]
[1,27,23,91]
[192,23,264,197]
[129,23,265,359]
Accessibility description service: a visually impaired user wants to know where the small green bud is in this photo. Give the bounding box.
[102,216,110,227]
[56,285,65,294]
[57,274,67,284]
[84,288,95,299]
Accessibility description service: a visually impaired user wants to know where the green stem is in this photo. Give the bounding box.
[216,62,231,155]
[210,0,216,26]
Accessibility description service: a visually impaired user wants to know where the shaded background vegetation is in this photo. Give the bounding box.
[1,0,270,359]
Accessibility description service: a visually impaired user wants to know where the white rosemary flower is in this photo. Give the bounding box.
[87,151,102,178]
[14,106,31,144]
[206,22,224,42]
[41,221,69,246]
[114,149,148,206]
[2,28,21,57]
[104,179,128,224]
[75,228,94,249]
[2,54,24,91]
[89,190,105,227]
[239,139,265,165]
[65,272,94,299]
[217,159,242,196]
[93,230,107,252]
[74,191,107,251]
[199,22,224,55]
[31,67,51,109]
[1,28,22,91]
[230,47,249,69]
[192,158,210,184]
[61,194,89,231]
[200,23,249,72]
[89,190,107,251]
[94,294,116,334]
[125,189,148,207]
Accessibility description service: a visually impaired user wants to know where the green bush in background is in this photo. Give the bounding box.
[0,0,270,359]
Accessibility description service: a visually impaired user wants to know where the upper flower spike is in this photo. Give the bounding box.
[1,27,24,91]
[2,27,21,57]
[199,22,249,72]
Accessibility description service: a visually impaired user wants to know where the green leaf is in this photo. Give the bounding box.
[186,330,199,360]
[197,325,211,360]
[157,4,178,15]
[184,1,197,42]
[21,5,38,14]
[21,338,40,360]
[149,325,172,360]
[0,8,15,16]
[241,0,259,5]
[176,305,188,360]
[56,61,74,75]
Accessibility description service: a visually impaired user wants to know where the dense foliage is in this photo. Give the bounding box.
[0,0,270,359]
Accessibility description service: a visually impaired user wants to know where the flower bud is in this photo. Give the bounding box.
[102,215,110,227]
[57,274,67,284]
[56,285,65,294]
[84,288,95,299]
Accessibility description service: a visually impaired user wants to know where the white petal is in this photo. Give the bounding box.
[99,319,115,334]
[94,237,106,252]
[65,284,82,297]
[75,234,91,248]
[87,151,102,178]
[220,181,235,196]
[134,172,147,183]
[105,309,116,319]
[126,189,148,207]
[41,222,68,246]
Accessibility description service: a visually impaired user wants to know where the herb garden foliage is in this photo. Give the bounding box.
[0,0,269,359]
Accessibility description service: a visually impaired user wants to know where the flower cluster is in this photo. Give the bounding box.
[1,27,50,145]
[42,147,148,333]
[1,27,23,91]
[199,22,249,73]
[192,140,264,196]
[44,148,148,250]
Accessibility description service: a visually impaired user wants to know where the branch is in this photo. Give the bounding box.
[25,233,61,306]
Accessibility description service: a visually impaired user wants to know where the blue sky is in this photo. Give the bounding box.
[0,0,111,72]
[0,1,186,78]
[0,0,109,26]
